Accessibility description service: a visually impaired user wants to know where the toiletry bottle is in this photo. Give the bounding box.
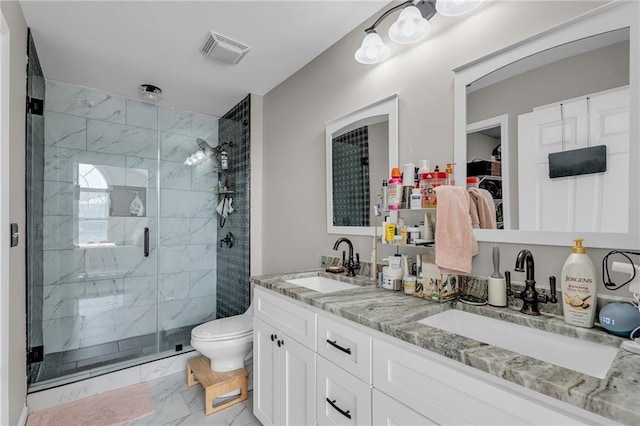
[418,159,430,176]
[410,188,422,209]
[387,168,403,210]
[130,191,144,217]
[560,239,597,328]
[382,180,388,211]
[384,218,396,243]
[370,239,377,280]
[445,163,456,186]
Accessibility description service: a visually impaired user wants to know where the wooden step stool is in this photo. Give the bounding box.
[187,356,248,416]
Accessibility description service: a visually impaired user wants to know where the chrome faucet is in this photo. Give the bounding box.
[508,249,557,315]
[333,237,360,277]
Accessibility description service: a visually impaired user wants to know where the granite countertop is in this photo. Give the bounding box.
[250,269,640,425]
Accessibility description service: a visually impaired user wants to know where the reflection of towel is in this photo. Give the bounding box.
[434,186,478,275]
[468,187,497,229]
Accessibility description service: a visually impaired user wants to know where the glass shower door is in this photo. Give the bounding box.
[35,82,160,385]
[157,106,219,354]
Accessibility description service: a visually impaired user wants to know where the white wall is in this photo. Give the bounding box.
[260,1,629,294]
[0,0,27,423]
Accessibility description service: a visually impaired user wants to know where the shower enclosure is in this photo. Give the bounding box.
[26,72,248,389]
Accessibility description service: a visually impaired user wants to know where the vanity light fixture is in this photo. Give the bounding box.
[355,0,483,64]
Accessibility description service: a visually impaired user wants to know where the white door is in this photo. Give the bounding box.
[253,318,278,426]
[0,9,10,426]
[518,87,629,232]
[280,332,315,426]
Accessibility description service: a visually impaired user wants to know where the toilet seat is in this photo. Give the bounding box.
[191,313,253,342]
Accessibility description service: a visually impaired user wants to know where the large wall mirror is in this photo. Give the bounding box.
[453,2,639,249]
[326,94,398,236]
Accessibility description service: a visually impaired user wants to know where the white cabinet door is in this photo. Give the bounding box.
[280,333,316,426]
[372,389,437,426]
[518,87,629,232]
[254,286,317,350]
[253,318,279,426]
[254,315,316,426]
[317,356,371,426]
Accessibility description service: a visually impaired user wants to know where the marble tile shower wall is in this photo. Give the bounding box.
[42,80,220,354]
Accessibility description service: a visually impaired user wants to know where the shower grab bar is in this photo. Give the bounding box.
[144,227,149,257]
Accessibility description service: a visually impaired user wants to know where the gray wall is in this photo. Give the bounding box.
[1,0,28,423]
[260,2,627,295]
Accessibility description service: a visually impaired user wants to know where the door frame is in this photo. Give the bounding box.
[0,8,11,426]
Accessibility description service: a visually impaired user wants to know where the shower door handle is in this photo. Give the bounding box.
[143,227,149,257]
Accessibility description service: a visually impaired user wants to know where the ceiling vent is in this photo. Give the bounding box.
[200,32,250,65]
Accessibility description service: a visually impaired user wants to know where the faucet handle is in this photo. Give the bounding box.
[549,276,558,304]
[341,250,346,266]
[505,271,512,296]
[355,252,360,266]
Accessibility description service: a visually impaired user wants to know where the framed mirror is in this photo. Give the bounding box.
[453,2,639,249]
[326,94,398,236]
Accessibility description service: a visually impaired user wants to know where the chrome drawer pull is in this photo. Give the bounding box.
[327,339,352,355]
[326,398,351,419]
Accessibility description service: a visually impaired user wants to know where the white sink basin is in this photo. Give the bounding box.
[285,276,360,294]
[418,310,618,379]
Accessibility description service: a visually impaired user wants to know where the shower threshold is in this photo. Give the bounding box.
[29,324,195,392]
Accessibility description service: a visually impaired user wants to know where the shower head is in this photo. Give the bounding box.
[196,138,215,152]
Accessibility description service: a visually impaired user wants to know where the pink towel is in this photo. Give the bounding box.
[468,187,497,229]
[434,186,478,275]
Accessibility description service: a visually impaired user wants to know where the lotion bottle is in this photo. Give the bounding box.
[560,238,597,328]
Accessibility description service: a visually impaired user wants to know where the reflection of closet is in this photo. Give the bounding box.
[518,86,629,233]
[466,117,506,229]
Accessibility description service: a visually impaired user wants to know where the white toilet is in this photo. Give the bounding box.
[190,303,253,372]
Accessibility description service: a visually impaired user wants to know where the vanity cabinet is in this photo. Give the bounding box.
[253,288,316,426]
[254,285,610,425]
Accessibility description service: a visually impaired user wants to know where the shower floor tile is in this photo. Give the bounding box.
[32,324,199,385]
[62,342,119,363]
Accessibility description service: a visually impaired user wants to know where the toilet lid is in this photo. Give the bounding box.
[191,313,253,340]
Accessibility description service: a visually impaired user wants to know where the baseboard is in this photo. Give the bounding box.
[17,404,28,426]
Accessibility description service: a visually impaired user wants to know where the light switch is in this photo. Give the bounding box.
[10,223,18,247]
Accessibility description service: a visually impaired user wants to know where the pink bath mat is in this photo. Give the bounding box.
[26,383,155,426]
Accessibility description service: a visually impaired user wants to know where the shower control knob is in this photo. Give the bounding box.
[270,334,277,341]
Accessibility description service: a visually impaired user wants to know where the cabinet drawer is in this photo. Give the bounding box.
[372,338,585,425]
[317,314,372,384]
[254,287,316,350]
[372,389,437,426]
[317,356,371,426]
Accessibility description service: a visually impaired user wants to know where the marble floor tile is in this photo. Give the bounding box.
[127,371,258,426]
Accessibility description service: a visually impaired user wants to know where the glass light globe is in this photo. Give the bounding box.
[436,0,483,17]
[354,31,390,64]
[389,6,430,44]
[195,150,205,160]
[185,157,194,166]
